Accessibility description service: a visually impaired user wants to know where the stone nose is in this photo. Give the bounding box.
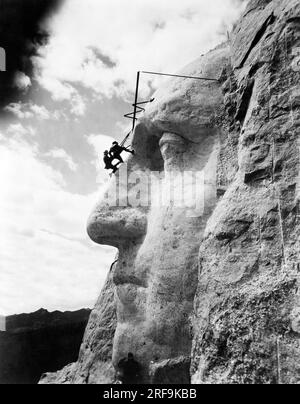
[87,155,149,248]
[87,204,147,249]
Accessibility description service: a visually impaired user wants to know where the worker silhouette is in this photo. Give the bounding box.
[117,353,142,384]
[109,141,134,165]
[103,150,118,174]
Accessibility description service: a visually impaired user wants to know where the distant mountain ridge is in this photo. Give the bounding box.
[0,308,91,384]
[5,308,90,332]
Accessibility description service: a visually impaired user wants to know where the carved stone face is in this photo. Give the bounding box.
[87,45,229,381]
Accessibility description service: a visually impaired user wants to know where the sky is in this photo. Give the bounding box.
[0,0,247,316]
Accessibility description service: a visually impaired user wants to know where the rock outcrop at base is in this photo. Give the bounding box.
[42,0,299,384]
[0,309,90,384]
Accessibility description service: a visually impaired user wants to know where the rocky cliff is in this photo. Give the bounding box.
[191,0,300,384]
[41,0,299,384]
[0,308,90,384]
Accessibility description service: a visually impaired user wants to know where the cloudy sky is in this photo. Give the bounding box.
[0,0,247,316]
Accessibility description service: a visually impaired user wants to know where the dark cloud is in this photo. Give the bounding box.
[0,0,64,110]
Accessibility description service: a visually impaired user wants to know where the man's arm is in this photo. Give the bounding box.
[122,147,134,153]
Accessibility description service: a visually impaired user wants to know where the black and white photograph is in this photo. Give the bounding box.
[0,0,299,388]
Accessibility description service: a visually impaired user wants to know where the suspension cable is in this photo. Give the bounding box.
[141,70,219,81]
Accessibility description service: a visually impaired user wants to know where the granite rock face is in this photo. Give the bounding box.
[191,0,300,384]
[149,356,191,384]
[87,44,230,384]
[42,0,299,384]
[0,309,90,384]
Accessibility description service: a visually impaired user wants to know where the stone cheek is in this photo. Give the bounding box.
[110,140,220,381]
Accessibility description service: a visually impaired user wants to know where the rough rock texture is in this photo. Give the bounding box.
[87,44,229,384]
[43,45,229,383]
[43,0,299,384]
[0,309,90,384]
[149,356,191,384]
[191,0,300,384]
[40,261,117,384]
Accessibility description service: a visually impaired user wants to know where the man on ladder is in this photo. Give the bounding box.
[103,141,135,175]
[109,141,134,165]
[102,69,217,175]
[103,150,118,174]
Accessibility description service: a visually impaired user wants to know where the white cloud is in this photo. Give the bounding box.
[116,120,131,134]
[14,71,32,91]
[29,104,51,120]
[7,123,36,137]
[5,102,63,121]
[87,133,116,156]
[45,148,78,171]
[70,94,86,116]
[35,0,246,101]
[5,103,33,119]
[0,134,116,315]
[24,77,86,117]
[39,76,76,101]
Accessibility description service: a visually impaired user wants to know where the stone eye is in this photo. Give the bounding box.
[159,133,187,169]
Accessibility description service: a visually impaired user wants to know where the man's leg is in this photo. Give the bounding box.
[106,163,117,175]
[116,154,124,164]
